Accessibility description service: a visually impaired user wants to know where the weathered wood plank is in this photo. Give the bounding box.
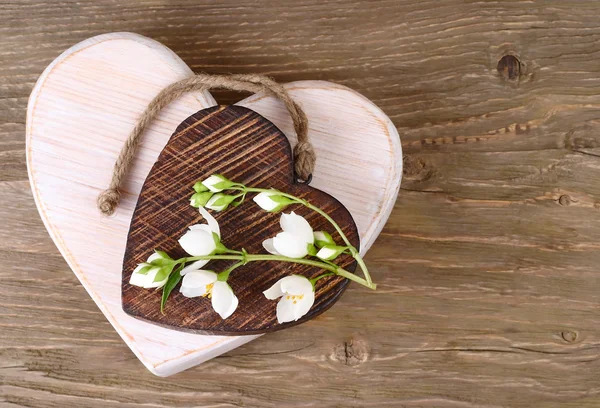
[2,0,600,406]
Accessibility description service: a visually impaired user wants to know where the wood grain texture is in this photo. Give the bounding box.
[23,33,399,375]
[3,1,600,407]
[124,105,358,334]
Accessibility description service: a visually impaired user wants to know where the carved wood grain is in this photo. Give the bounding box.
[123,105,358,334]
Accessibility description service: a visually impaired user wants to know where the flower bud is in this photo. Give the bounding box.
[205,193,237,211]
[316,245,347,261]
[253,191,294,212]
[193,181,209,193]
[190,191,213,208]
[201,174,236,192]
[314,231,335,248]
[129,253,170,288]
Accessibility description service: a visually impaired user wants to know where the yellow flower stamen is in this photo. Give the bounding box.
[202,283,215,298]
[287,293,305,304]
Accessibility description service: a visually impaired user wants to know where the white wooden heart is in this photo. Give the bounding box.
[26,32,402,376]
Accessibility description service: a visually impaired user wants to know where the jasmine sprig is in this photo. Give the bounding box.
[190,174,373,285]
[215,187,372,285]
[131,174,376,322]
[146,253,373,288]
[179,253,372,288]
[250,188,372,284]
[154,252,372,314]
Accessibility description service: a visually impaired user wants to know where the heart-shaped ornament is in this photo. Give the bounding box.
[27,32,402,375]
[124,105,359,334]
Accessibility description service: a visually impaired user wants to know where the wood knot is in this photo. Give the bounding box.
[564,125,600,150]
[558,195,572,206]
[561,331,578,343]
[497,55,521,81]
[331,338,369,366]
[403,155,434,182]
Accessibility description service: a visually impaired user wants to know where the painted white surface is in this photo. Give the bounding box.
[26,32,402,376]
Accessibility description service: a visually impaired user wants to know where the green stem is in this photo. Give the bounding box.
[181,255,243,263]
[176,253,376,289]
[221,249,244,255]
[242,187,373,285]
[317,257,339,268]
[244,188,350,243]
[218,261,244,281]
[310,272,334,286]
[335,267,376,289]
[351,249,372,285]
[245,254,375,289]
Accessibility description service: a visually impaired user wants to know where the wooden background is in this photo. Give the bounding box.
[2,1,599,407]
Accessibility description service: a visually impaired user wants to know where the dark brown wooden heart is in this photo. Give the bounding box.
[122,105,359,335]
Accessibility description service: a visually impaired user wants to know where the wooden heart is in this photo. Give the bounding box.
[123,105,359,334]
[26,32,402,375]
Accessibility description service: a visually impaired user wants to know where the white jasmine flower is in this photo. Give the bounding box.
[262,212,314,258]
[180,270,238,319]
[263,275,315,323]
[178,207,221,273]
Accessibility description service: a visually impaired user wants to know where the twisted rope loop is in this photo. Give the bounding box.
[98,73,315,215]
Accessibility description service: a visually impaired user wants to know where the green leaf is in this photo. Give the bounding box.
[212,232,230,254]
[150,251,174,266]
[307,243,318,256]
[193,181,209,193]
[161,265,183,314]
[149,258,174,267]
[314,231,335,248]
[135,264,154,275]
[215,242,228,254]
[190,191,213,208]
[153,264,175,283]
[155,250,171,260]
